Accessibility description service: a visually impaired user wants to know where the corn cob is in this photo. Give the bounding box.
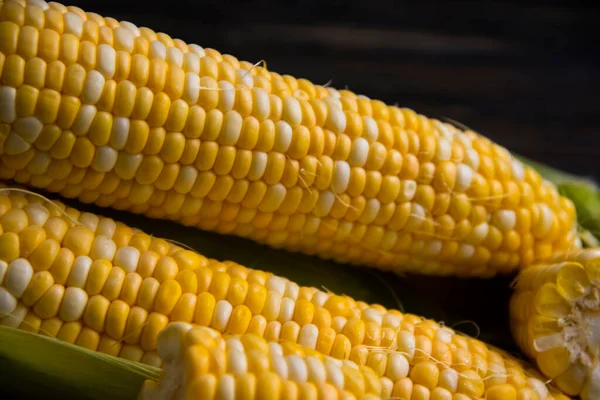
[0,0,580,277]
[140,323,572,400]
[0,183,572,399]
[510,248,600,400]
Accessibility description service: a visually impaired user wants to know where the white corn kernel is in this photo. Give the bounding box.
[156,322,193,362]
[92,146,119,172]
[212,300,233,332]
[0,87,16,124]
[235,69,253,88]
[465,148,480,170]
[96,218,117,238]
[68,256,93,288]
[435,137,452,162]
[286,354,308,382]
[71,105,97,136]
[315,191,335,217]
[1,303,27,328]
[305,356,326,382]
[349,138,369,167]
[24,204,50,227]
[0,287,17,316]
[218,81,235,111]
[183,73,200,104]
[14,117,43,143]
[248,152,268,181]
[109,117,130,150]
[284,281,299,300]
[188,44,205,58]
[325,358,344,389]
[59,287,89,322]
[298,324,319,350]
[332,161,351,194]
[455,164,473,192]
[90,235,117,261]
[227,338,248,375]
[361,308,383,326]
[149,40,167,59]
[166,47,183,67]
[493,210,517,231]
[113,246,141,273]
[64,12,84,38]
[97,44,117,78]
[5,259,34,298]
[278,297,295,322]
[216,374,235,399]
[511,158,526,181]
[386,352,409,380]
[273,120,293,152]
[82,70,106,104]
[312,291,328,307]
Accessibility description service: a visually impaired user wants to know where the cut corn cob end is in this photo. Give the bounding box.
[0,0,581,277]
[0,183,572,399]
[510,248,600,400]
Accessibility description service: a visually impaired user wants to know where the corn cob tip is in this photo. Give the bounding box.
[510,248,600,400]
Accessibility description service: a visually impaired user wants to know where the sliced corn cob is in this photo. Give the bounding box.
[0,184,572,399]
[0,0,580,277]
[510,248,600,400]
[141,323,572,400]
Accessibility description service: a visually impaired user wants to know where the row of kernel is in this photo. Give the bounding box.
[2,79,533,192]
[0,187,543,273]
[0,192,572,280]
[4,152,560,250]
[0,160,572,256]
[0,166,565,263]
[1,99,542,212]
[36,167,564,245]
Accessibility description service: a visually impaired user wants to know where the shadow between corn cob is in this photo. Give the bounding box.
[0,0,582,278]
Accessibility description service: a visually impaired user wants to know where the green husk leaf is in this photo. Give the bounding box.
[0,326,158,400]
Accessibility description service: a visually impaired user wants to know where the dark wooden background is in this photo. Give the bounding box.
[71,0,600,180]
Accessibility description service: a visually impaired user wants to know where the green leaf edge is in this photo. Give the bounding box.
[0,325,158,400]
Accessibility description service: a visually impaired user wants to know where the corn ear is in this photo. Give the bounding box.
[0,0,581,278]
